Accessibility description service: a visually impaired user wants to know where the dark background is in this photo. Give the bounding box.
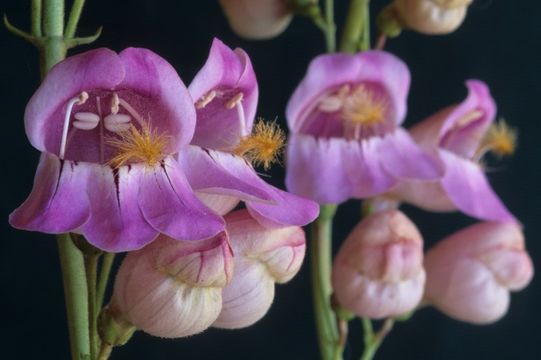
[2,0,540,359]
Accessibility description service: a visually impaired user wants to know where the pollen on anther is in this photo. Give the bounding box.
[233,119,285,170]
[480,119,517,158]
[342,85,387,126]
[107,123,170,168]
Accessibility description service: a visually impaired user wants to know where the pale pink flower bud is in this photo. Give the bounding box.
[424,222,533,324]
[213,209,306,329]
[218,0,293,39]
[109,233,234,338]
[393,0,472,34]
[332,210,425,319]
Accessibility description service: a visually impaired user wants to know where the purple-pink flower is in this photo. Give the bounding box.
[10,41,319,252]
[391,80,516,223]
[285,51,441,204]
[181,39,319,228]
[10,48,224,252]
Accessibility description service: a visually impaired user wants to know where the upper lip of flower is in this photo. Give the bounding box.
[24,47,196,164]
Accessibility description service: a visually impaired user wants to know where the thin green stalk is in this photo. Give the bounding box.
[85,254,100,359]
[31,0,42,36]
[360,318,394,360]
[43,0,64,37]
[57,234,91,360]
[311,204,338,360]
[65,0,86,39]
[97,253,116,308]
[339,0,370,53]
[324,0,336,52]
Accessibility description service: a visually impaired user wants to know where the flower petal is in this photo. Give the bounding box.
[118,48,196,150]
[285,134,395,203]
[178,145,318,227]
[189,38,258,149]
[178,145,274,201]
[138,157,225,241]
[247,187,319,228]
[9,153,90,233]
[410,80,496,158]
[80,164,159,252]
[25,48,125,152]
[379,128,443,180]
[287,51,410,133]
[440,150,516,223]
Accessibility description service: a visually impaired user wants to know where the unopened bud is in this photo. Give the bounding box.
[107,233,233,338]
[391,0,472,35]
[218,0,293,39]
[332,210,425,319]
[213,209,306,329]
[424,222,533,324]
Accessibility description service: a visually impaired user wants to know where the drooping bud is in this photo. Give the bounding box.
[424,222,533,324]
[332,210,425,319]
[213,209,306,329]
[383,0,472,35]
[218,0,293,39]
[105,233,233,338]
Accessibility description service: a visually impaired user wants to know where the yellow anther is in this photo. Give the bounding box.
[342,85,387,126]
[233,119,285,170]
[107,123,170,168]
[479,119,517,158]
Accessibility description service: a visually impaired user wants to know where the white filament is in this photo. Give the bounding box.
[118,98,146,127]
[59,92,88,159]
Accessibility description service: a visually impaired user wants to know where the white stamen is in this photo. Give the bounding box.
[118,98,146,127]
[59,91,88,159]
[104,114,132,133]
[196,90,217,109]
[318,96,344,112]
[455,110,483,128]
[97,96,104,163]
[73,112,100,130]
[235,101,248,137]
[225,92,243,109]
[111,93,120,114]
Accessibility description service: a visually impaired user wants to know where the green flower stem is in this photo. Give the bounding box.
[65,0,86,39]
[97,253,116,309]
[41,0,66,77]
[339,0,371,53]
[311,204,338,360]
[85,253,100,359]
[57,234,91,360]
[31,0,42,36]
[360,318,394,360]
[324,0,336,53]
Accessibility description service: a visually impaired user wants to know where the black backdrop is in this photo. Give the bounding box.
[2,1,540,359]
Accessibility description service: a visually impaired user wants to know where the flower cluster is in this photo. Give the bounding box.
[285,50,533,324]
[10,39,318,338]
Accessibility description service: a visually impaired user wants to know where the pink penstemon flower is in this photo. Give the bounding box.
[213,209,306,329]
[180,38,319,228]
[10,48,224,252]
[424,222,533,324]
[332,210,425,319]
[284,50,442,204]
[391,80,517,223]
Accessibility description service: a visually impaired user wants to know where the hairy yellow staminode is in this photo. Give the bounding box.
[342,85,387,126]
[107,124,170,168]
[480,119,517,158]
[233,119,285,170]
